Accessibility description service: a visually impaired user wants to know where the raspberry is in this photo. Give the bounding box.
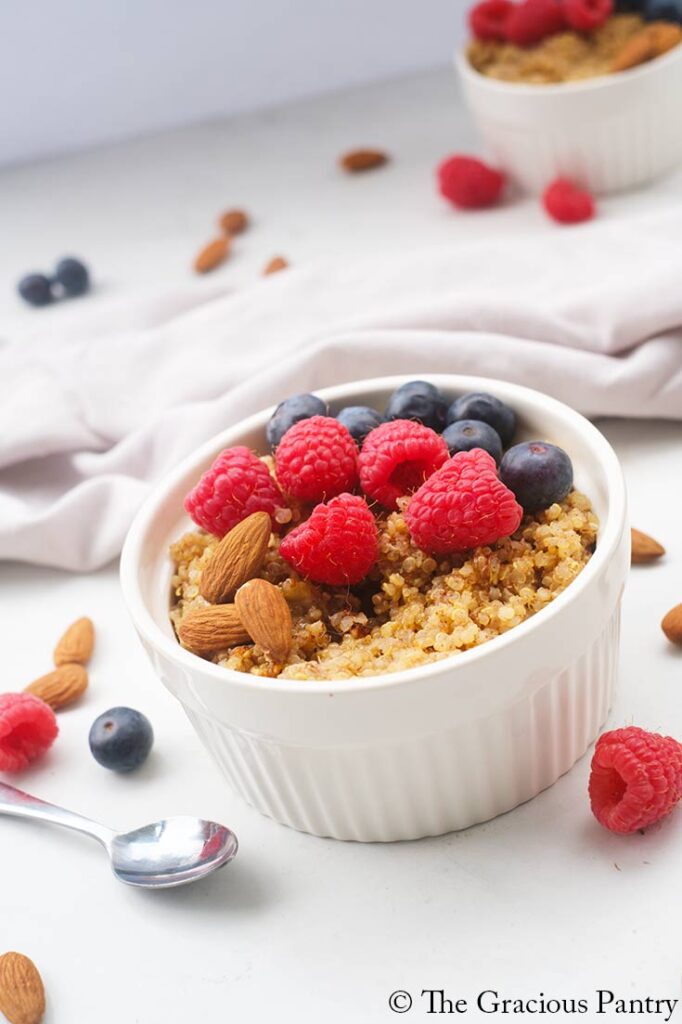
[563,0,612,32]
[184,446,286,537]
[405,448,523,554]
[506,0,566,45]
[437,155,505,210]
[542,178,595,224]
[358,420,449,511]
[0,693,58,773]
[275,416,358,503]
[469,0,515,40]
[589,726,682,834]
[279,493,378,585]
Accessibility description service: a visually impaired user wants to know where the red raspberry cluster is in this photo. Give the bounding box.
[469,0,612,47]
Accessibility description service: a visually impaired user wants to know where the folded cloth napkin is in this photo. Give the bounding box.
[2,209,682,571]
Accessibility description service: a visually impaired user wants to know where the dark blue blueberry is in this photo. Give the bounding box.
[266,393,328,449]
[336,405,383,444]
[53,257,90,297]
[446,392,516,447]
[17,273,53,307]
[442,419,503,464]
[616,0,644,9]
[500,441,573,513]
[385,380,448,432]
[89,707,154,772]
[644,0,682,19]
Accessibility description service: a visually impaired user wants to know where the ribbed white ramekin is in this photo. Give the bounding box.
[120,376,629,842]
[456,43,682,194]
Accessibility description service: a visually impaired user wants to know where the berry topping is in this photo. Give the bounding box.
[336,405,384,444]
[446,391,517,447]
[54,257,90,297]
[589,726,682,834]
[644,0,682,19]
[437,155,505,210]
[506,0,567,45]
[275,416,358,503]
[469,0,515,39]
[0,693,58,773]
[184,446,286,537]
[406,449,523,554]
[89,707,154,772]
[266,393,328,450]
[359,420,449,510]
[442,419,503,464]
[500,441,573,512]
[384,380,448,432]
[279,493,378,585]
[563,0,613,32]
[543,178,596,224]
[17,273,53,308]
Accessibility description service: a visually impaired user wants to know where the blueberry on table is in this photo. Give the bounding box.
[446,392,517,447]
[54,256,90,297]
[384,380,448,432]
[500,441,573,513]
[17,273,53,307]
[266,393,328,449]
[442,419,503,464]
[89,707,154,772]
[336,405,383,444]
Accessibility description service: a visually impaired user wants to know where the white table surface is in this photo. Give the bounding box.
[2,68,682,1023]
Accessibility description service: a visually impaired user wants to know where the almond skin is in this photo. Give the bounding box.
[194,237,230,274]
[219,208,249,235]
[235,578,292,663]
[662,604,682,646]
[611,23,682,72]
[631,528,665,564]
[0,952,45,1024]
[339,148,389,173]
[54,616,95,666]
[25,664,88,710]
[177,604,251,656]
[263,256,289,275]
[200,512,272,604]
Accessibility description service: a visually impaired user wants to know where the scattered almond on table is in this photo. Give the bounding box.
[661,604,682,647]
[193,237,230,274]
[219,208,249,236]
[631,528,665,564]
[0,951,45,1024]
[54,615,95,666]
[263,256,289,275]
[25,664,88,711]
[339,148,389,173]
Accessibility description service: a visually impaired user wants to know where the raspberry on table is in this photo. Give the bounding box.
[469,0,515,40]
[0,693,58,773]
[279,493,378,585]
[506,0,567,45]
[543,178,596,224]
[437,155,505,210]
[564,0,613,32]
[589,726,682,834]
[406,448,523,554]
[184,446,286,537]
[358,419,449,511]
[275,416,358,503]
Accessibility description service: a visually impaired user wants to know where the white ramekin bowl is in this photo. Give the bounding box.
[120,375,629,842]
[456,43,682,194]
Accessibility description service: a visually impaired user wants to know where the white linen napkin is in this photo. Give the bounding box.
[2,210,682,571]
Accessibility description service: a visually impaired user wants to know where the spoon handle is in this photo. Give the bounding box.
[0,782,113,846]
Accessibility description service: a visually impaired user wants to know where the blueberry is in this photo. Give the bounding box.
[442,419,503,464]
[500,441,573,513]
[617,0,644,9]
[17,273,53,307]
[644,0,682,19]
[446,392,516,447]
[89,707,154,772]
[53,256,90,297]
[336,405,383,444]
[385,380,448,432]
[266,393,328,449]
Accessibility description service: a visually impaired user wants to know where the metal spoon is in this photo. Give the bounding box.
[0,782,238,889]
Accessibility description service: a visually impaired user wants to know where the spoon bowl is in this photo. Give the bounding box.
[110,816,238,888]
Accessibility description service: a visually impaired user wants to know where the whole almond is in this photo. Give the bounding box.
[611,23,681,72]
[194,237,230,274]
[54,616,95,666]
[263,256,289,275]
[177,604,251,655]
[219,208,249,235]
[661,604,682,646]
[200,512,271,604]
[235,578,292,663]
[0,952,45,1024]
[25,664,88,710]
[339,148,388,173]
[631,528,665,564]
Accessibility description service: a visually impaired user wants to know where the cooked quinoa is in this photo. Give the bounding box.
[169,491,597,681]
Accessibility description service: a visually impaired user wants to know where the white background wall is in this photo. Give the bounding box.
[1,0,467,167]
